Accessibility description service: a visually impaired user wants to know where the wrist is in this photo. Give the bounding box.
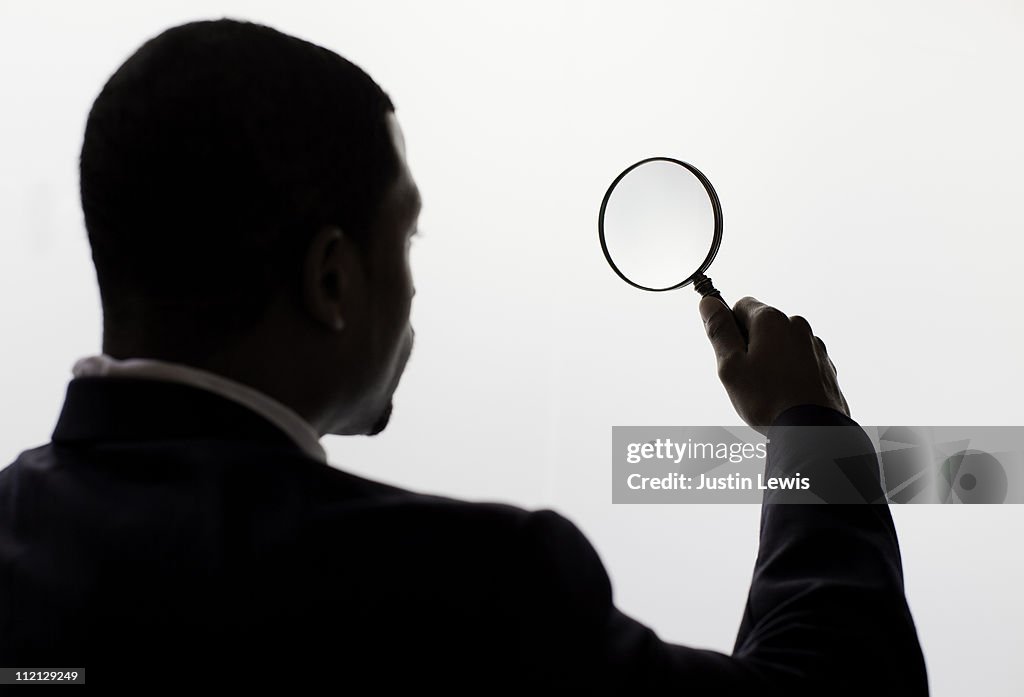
[770,403,858,430]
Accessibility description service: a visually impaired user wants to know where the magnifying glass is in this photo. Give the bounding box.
[598,157,725,301]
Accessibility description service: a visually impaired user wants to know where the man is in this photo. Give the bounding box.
[0,19,927,693]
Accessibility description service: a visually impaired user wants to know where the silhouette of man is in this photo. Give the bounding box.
[0,18,927,694]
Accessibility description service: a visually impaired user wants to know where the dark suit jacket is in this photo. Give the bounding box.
[0,376,927,693]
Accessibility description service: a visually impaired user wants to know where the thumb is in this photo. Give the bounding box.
[699,296,745,362]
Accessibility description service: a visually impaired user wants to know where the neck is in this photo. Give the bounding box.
[102,320,332,436]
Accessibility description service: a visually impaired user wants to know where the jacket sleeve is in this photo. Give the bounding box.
[513,405,928,695]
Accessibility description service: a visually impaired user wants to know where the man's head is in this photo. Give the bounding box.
[80,18,421,436]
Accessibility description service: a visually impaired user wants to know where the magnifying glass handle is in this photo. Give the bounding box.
[693,274,749,344]
[693,273,722,302]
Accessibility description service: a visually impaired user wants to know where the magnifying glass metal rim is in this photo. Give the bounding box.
[598,156,723,292]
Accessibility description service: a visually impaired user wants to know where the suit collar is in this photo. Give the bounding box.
[70,354,327,462]
[52,376,313,458]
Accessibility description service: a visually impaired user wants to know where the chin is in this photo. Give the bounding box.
[366,401,393,436]
[323,401,392,437]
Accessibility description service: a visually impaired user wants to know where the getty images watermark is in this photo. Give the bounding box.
[612,426,1023,503]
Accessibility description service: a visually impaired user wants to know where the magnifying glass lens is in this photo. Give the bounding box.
[599,158,722,293]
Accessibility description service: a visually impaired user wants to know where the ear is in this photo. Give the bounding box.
[302,225,361,332]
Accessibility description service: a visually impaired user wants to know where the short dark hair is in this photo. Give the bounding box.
[80,18,398,348]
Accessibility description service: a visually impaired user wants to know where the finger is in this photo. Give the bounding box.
[699,295,745,363]
[790,315,812,336]
[733,296,786,351]
[814,336,837,375]
[731,296,765,333]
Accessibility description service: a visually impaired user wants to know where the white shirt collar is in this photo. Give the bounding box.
[71,353,328,463]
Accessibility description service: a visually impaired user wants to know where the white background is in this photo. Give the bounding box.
[2,2,1022,693]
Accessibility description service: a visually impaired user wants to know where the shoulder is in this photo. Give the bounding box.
[0,444,62,496]
[300,460,539,544]
[302,466,610,592]
[312,463,598,553]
